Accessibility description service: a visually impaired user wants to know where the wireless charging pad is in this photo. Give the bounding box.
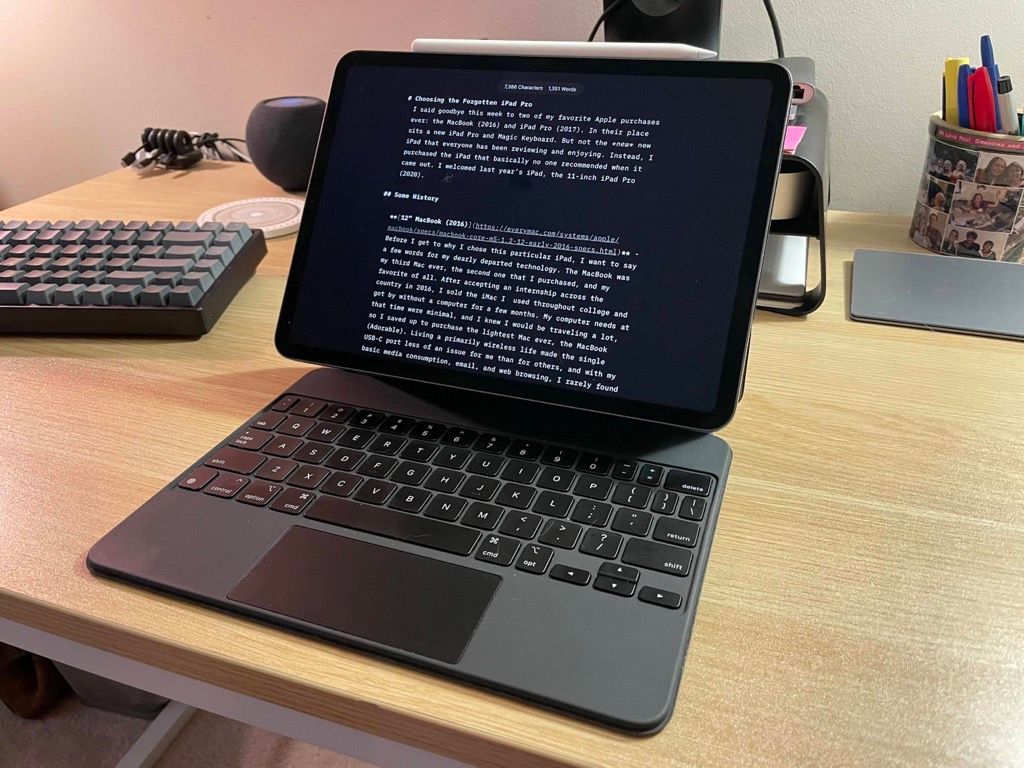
[198,197,304,238]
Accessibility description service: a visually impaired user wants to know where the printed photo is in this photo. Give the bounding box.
[974,152,1024,187]
[941,227,1008,260]
[909,201,947,252]
[919,178,953,212]
[949,181,1022,232]
[925,138,977,183]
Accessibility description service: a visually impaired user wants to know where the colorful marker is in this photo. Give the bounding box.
[957,64,972,129]
[981,35,1003,131]
[945,57,970,125]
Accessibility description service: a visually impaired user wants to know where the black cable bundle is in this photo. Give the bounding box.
[121,128,251,171]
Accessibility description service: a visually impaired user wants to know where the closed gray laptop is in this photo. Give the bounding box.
[851,248,1024,341]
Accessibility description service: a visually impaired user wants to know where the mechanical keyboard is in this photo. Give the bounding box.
[0,219,267,335]
[179,393,715,609]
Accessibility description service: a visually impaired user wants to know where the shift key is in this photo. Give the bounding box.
[204,446,266,474]
[621,538,692,577]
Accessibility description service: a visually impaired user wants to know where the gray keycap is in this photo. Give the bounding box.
[224,222,252,237]
[153,271,182,287]
[133,257,193,273]
[198,222,224,234]
[112,245,140,260]
[165,244,205,260]
[164,230,213,248]
[0,257,28,270]
[61,245,88,259]
[11,231,37,246]
[61,230,88,245]
[111,231,139,246]
[75,220,99,232]
[52,256,81,270]
[137,245,165,258]
[86,244,113,259]
[0,269,25,282]
[81,284,114,305]
[0,282,28,304]
[168,285,203,306]
[79,257,105,270]
[26,284,57,305]
[0,244,10,258]
[181,271,213,292]
[54,284,85,305]
[107,270,155,286]
[50,220,74,231]
[192,259,224,279]
[212,232,243,254]
[98,220,124,231]
[149,221,173,233]
[50,270,79,285]
[203,246,234,266]
[124,220,148,231]
[110,284,142,305]
[11,244,36,258]
[23,269,52,284]
[77,270,105,285]
[34,230,63,245]
[26,220,50,230]
[172,221,199,232]
[3,220,27,231]
[86,230,113,246]
[25,257,55,270]
[139,285,170,306]
[105,258,134,271]
[0,232,12,245]
[136,231,163,247]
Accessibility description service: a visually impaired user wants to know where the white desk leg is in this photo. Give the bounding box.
[0,617,473,768]
[114,700,195,768]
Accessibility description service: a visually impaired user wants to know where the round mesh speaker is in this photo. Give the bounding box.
[245,96,326,192]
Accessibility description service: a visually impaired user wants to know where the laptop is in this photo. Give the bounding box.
[88,51,790,733]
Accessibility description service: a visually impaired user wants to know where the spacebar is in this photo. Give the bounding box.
[305,497,480,556]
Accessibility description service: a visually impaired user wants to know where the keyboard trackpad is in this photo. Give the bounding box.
[228,526,500,664]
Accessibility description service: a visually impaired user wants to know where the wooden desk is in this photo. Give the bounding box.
[1,165,1022,767]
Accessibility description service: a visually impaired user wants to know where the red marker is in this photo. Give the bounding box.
[971,67,998,133]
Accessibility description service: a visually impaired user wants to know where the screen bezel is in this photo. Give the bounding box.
[275,51,791,431]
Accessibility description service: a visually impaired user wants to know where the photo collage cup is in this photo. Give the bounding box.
[912,123,1024,263]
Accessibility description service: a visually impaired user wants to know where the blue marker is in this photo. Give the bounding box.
[982,35,1003,130]
[957,64,972,128]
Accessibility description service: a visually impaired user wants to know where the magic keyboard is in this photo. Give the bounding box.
[179,394,718,610]
[0,219,267,335]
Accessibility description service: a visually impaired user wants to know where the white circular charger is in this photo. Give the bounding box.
[197,197,304,238]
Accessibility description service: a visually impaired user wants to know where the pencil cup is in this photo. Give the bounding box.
[911,114,1024,262]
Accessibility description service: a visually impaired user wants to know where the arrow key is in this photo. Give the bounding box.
[594,576,636,597]
[598,562,640,583]
[550,564,590,586]
[638,586,683,609]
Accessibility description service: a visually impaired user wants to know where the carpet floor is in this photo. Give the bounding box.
[0,697,380,768]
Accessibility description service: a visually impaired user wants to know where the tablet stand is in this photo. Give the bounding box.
[758,58,830,316]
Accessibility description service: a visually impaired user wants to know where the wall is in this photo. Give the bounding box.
[1,0,1021,214]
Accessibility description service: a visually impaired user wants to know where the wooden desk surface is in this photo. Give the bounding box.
[2,164,1022,768]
